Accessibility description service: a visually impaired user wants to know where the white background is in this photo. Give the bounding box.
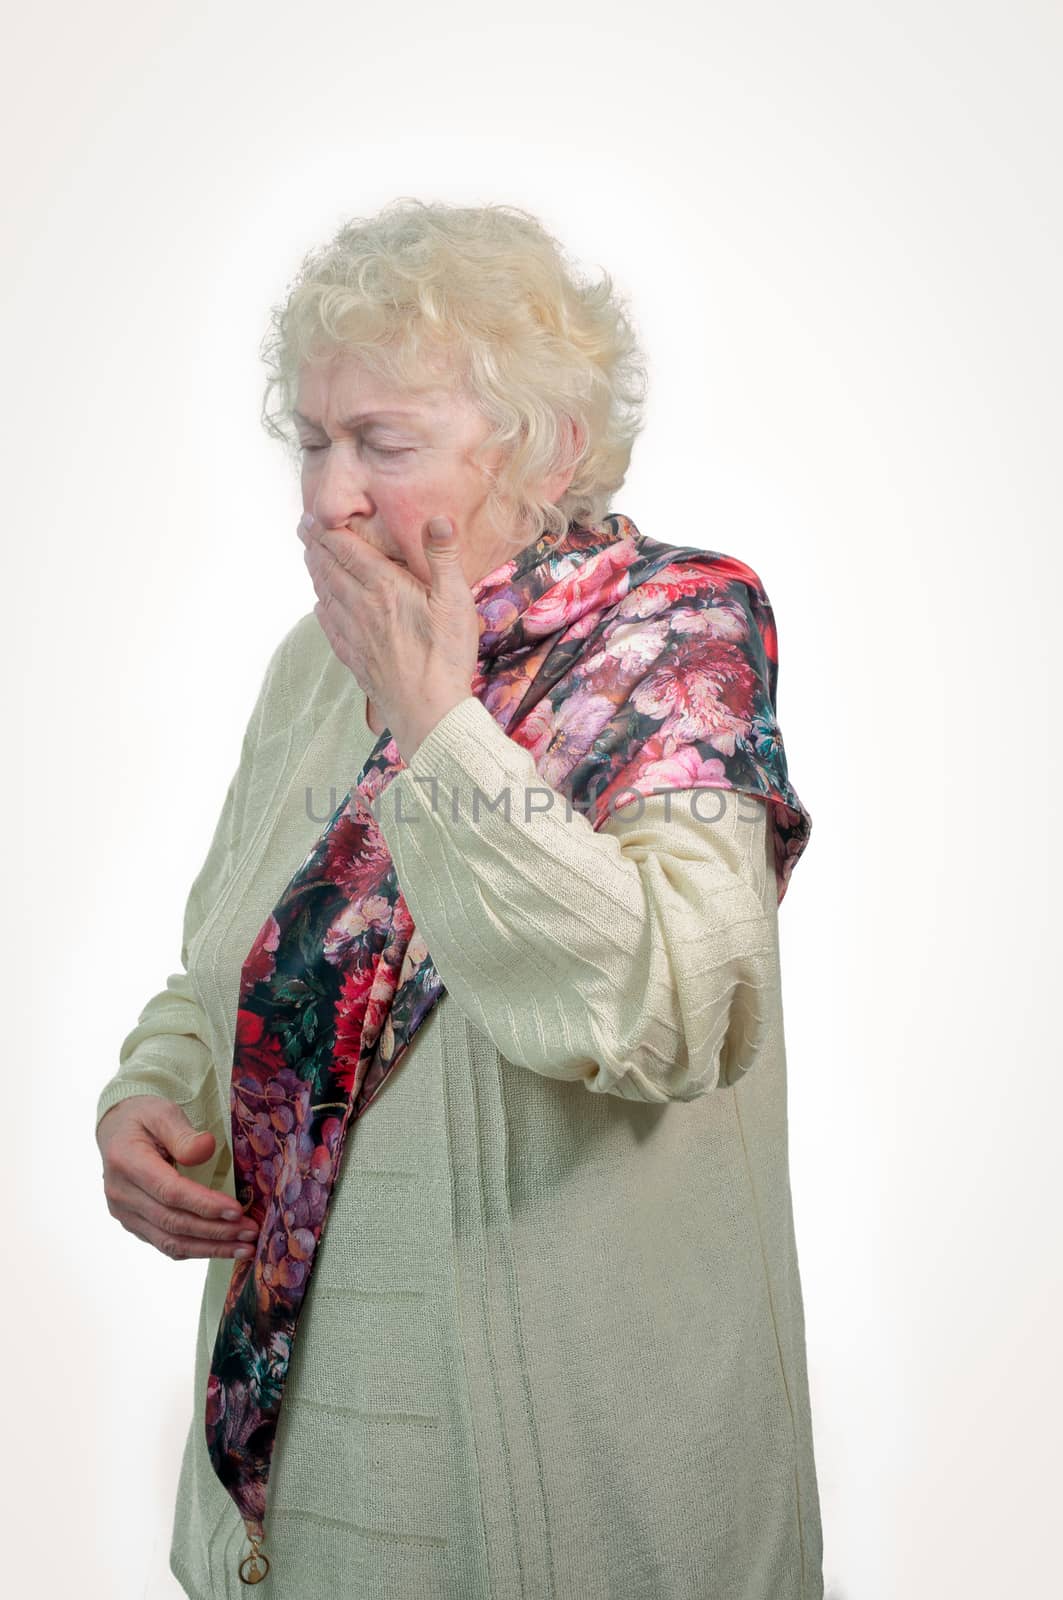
[5,2,1060,1596]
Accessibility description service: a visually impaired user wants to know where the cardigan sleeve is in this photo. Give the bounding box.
[93,621,296,1189]
[372,694,780,1103]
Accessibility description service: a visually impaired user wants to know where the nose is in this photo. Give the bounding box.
[306,443,373,527]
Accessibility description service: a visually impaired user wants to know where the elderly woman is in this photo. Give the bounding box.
[95,199,824,1599]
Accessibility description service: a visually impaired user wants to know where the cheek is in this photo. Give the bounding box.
[382,486,446,556]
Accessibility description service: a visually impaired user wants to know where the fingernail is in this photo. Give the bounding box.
[235,1244,254,1258]
[300,511,314,530]
[238,1228,258,1241]
[221,1209,242,1220]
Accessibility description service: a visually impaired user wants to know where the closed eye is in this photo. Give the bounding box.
[298,442,412,456]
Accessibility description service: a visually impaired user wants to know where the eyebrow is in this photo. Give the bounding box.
[292,408,425,431]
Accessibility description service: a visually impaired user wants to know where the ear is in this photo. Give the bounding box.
[543,415,585,502]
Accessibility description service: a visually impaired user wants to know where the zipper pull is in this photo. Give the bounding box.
[238,1519,270,1585]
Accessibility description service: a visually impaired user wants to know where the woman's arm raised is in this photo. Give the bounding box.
[372,695,780,1103]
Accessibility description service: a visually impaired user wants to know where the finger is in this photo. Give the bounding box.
[313,594,366,685]
[123,1214,258,1262]
[112,1134,257,1226]
[315,524,395,592]
[422,515,472,607]
[304,543,373,655]
[104,1170,260,1245]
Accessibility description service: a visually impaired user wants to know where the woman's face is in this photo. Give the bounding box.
[294,349,518,589]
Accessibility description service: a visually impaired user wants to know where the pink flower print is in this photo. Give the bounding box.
[669,602,748,643]
[362,969,398,1050]
[617,562,722,621]
[633,645,757,753]
[205,1373,226,1432]
[561,608,602,642]
[240,915,280,1000]
[232,1010,289,1086]
[478,591,521,635]
[593,743,731,824]
[538,690,619,787]
[510,697,559,761]
[522,542,636,636]
[390,894,414,943]
[632,746,731,791]
[471,554,520,603]
[597,616,672,677]
[480,668,546,726]
[208,1376,263,1476]
[333,965,373,1097]
[398,929,431,985]
[327,817,393,898]
[566,619,671,700]
[353,765,392,806]
[323,894,393,965]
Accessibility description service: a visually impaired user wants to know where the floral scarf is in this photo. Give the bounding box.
[205,511,812,1583]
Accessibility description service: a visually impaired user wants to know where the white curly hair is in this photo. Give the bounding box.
[260,197,649,549]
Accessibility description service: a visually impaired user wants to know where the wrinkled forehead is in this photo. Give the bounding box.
[295,341,467,413]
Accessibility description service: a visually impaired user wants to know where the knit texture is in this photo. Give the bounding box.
[95,610,824,1599]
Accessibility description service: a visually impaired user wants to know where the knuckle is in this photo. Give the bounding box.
[106,1148,132,1180]
[153,1205,182,1235]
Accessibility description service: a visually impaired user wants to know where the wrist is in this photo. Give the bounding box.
[390,686,472,763]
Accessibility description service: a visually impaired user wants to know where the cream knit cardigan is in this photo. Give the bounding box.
[95,611,824,1600]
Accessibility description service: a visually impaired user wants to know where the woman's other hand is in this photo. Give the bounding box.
[97,1097,259,1261]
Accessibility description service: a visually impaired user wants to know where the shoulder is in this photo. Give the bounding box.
[634,530,770,594]
[279,608,331,671]
[265,607,338,682]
